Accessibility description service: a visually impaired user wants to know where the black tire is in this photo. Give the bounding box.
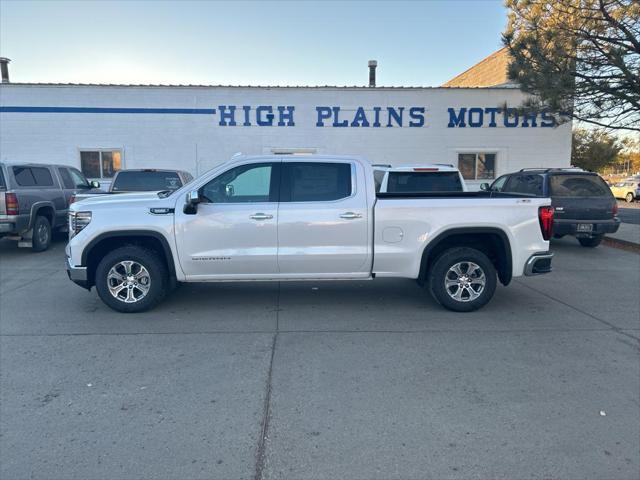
[578,235,603,248]
[31,215,52,252]
[626,193,634,203]
[428,247,497,312]
[95,246,168,313]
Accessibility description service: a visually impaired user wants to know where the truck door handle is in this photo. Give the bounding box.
[340,212,362,219]
[250,213,273,220]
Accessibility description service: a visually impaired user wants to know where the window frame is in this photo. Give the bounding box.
[279,161,356,204]
[199,162,280,204]
[457,152,497,181]
[79,148,123,179]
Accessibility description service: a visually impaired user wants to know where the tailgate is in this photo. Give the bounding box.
[552,196,615,221]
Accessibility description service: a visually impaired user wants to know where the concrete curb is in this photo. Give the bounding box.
[603,235,640,253]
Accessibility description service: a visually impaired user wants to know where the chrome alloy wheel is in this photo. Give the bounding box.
[36,221,49,245]
[107,261,151,303]
[444,261,486,302]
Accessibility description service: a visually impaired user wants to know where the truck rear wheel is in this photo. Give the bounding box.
[428,247,497,312]
[95,246,168,313]
[31,215,52,252]
[578,235,603,248]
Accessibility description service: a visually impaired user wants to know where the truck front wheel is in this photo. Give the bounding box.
[95,246,168,313]
[428,247,497,312]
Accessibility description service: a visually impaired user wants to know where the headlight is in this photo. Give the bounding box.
[69,211,92,237]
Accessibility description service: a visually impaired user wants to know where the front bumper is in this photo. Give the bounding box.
[553,217,620,237]
[524,252,554,276]
[66,255,89,289]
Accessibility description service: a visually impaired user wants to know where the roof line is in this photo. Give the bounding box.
[0,82,519,90]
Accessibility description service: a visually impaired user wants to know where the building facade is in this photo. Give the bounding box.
[0,81,571,190]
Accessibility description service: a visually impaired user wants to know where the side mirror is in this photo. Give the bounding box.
[90,180,101,189]
[480,183,490,191]
[184,190,200,215]
[225,184,234,197]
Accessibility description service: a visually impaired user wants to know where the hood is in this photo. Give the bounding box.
[71,191,171,210]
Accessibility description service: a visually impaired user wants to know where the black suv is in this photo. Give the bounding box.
[483,168,620,248]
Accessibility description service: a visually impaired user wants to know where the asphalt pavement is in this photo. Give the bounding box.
[617,201,640,225]
[1,237,639,480]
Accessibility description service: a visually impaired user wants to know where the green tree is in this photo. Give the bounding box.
[503,0,640,132]
[571,128,623,171]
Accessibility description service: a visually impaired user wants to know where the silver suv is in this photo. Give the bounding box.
[0,162,102,251]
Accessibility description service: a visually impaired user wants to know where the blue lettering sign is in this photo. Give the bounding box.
[521,111,538,127]
[372,107,382,127]
[316,106,332,126]
[256,106,274,126]
[484,107,500,127]
[387,107,404,127]
[447,108,467,128]
[242,106,252,126]
[332,107,348,127]
[409,107,425,127]
[468,107,484,127]
[218,105,237,126]
[504,108,519,128]
[350,107,370,127]
[277,106,295,126]
[540,110,556,127]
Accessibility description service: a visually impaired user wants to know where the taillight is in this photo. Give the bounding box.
[5,193,19,215]
[612,203,618,216]
[538,206,554,241]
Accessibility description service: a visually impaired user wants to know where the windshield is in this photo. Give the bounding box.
[111,171,182,192]
[387,171,463,192]
[550,174,610,197]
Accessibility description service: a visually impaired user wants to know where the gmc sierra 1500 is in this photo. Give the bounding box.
[66,155,554,313]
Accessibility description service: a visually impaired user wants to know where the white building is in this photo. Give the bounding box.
[0,51,571,189]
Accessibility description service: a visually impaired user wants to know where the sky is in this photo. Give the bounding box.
[0,0,508,87]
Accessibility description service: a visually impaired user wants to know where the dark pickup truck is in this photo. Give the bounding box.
[484,168,620,248]
[0,162,102,251]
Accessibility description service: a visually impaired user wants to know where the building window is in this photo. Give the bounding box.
[458,153,496,180]
[80,150,122,178]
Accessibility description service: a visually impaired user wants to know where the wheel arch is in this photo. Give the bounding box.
[418,227,513,286]
[82,231,176,288]
[29,202,56,228]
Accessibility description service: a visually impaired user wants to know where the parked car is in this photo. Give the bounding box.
[609,178,640,203]
[483,168,619,248]
[0,162,102,251]
[373,164,466,193]
[72,169,194,203]
[66,155,554,313]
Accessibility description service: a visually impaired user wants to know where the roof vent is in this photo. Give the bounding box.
[368,60,377,87]
[0,57,10,83]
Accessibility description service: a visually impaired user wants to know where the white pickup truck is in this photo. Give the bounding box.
[66,155,554,313]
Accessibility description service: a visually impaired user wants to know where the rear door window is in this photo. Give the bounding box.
[550,175,610,196]
[281,162,352,202]
[111,171,183,192]
[387,171,463,192]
